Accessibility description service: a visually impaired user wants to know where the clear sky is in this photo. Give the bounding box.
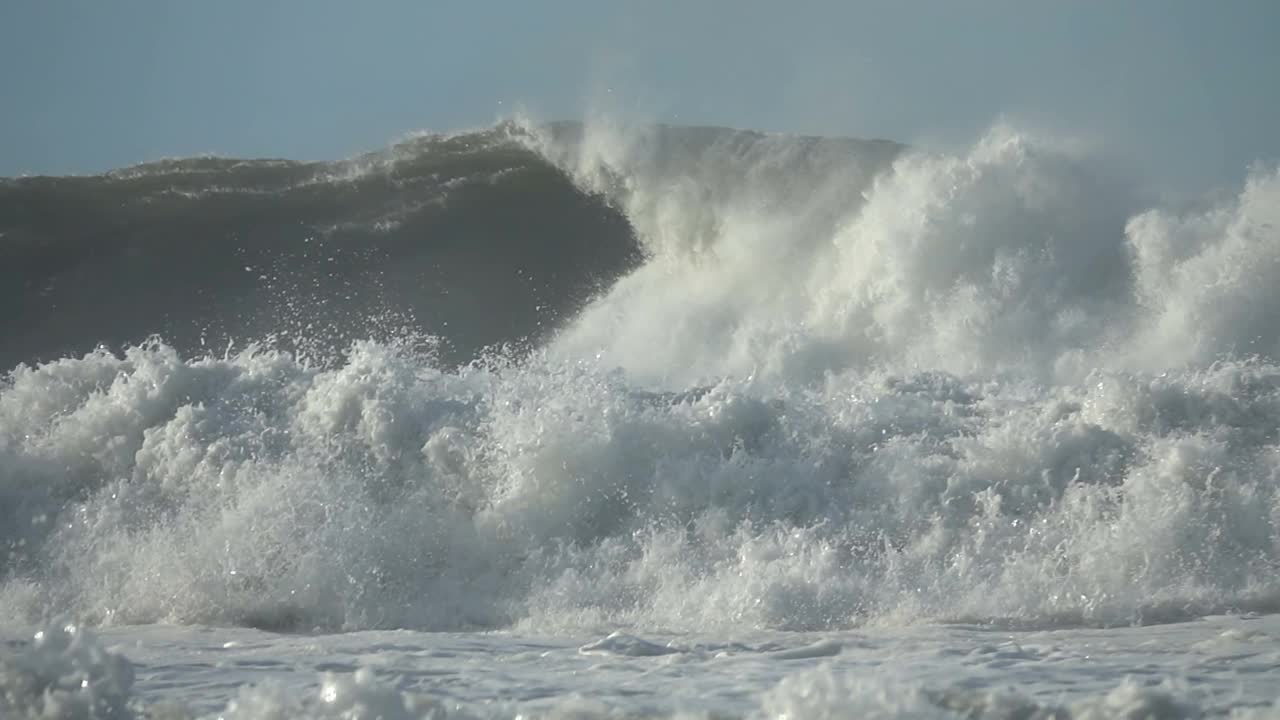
[3,1,1278,189]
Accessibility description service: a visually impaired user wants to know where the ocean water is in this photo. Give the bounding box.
[3,119,1280,718]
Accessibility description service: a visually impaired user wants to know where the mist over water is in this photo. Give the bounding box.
[2,118,1280,639]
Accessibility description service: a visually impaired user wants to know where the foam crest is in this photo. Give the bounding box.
[533,120,1280,387]
[1127,168,1280,367]
[533,124,1137,384]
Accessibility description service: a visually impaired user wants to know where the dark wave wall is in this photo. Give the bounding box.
[0,128,641,370]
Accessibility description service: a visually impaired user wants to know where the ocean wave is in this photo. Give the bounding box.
[0,123,641,370]
[1,120,1279,634]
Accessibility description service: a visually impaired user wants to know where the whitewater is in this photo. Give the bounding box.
[3,118,1280,718]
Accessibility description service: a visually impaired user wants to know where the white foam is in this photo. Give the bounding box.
[215,668,449,720]
[532,121,1279,387]
[0,624,134,720]
[3,121,1280,638]
[760,668,1204,720]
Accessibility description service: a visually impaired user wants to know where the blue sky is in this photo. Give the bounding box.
[3,1,1278,189]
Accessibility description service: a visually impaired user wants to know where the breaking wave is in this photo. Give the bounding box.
[2,119,1280,634]
[0,124,641,370]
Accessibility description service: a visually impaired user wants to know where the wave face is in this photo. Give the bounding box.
[2,120,1280,633]
[0,125,641,370]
